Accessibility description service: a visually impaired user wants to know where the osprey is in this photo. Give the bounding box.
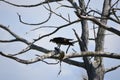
[50,37,73,48]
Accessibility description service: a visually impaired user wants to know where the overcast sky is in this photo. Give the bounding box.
[0,0,120,80]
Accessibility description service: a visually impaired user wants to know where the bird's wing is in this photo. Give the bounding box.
[57,37,73,41]
[67,38,73,41]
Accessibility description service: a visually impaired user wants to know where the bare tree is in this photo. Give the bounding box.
[0,0,120,80]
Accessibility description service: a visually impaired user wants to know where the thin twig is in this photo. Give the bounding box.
[0,39,19,43]
[1,0,62,7]
[10,46,31,56]
[73,29,85,51]
[58,61,62,75]
[17,4,52,25]
[105,64,120,73]
[66,45,71,53]
[112,9,120,21]
[1,0,46,7]
[110,0,120,10]
[44,4,70,22]
[85,0,91,10]
[33,19,81,42]
[92,12,97,39]
[42,60,59,65]
[0,24,30,45]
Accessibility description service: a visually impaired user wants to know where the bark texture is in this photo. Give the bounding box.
[94,0,111,80]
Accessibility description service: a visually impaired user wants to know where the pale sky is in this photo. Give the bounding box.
[0,0,120,80]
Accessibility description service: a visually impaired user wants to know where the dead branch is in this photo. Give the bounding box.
[0,39,19,43]
[105,64,120,73]
[0,24,50,53]
[85,0,91,10]
[0,51,85,68]
[41,60,59,65]
[0,24,30,45]
[110,0,119,10]
[17,4,52,25]
[0,51,54,64]
[0,0,62,7]
[33,19,81,42]
[0,0,45,7]
[87,10,120,24]
[44,4,70,22]
[10,46,31,56]
[57,3,74,9]
[92,12,97,39]
[29,26,57,32]
[111,9,120,21]
[78,15,120,36]
[64,52,120,59]
[63,58,85,68]
[1,51,119,66]
[73,29,85,51]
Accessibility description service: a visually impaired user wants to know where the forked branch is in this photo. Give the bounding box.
[79,15,120,36]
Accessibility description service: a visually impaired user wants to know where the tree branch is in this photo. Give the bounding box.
[0,51,54,64]
[1,50,120,68]
[17,3,52,25]
[0,39,19,43]
[0,24,30,44]
[44,4,70,22]
[63,58,85,68]
[110,0,119,10]
[0,24,50,53]
[105,65,120,73]
[10,46,31,56]
[87,9,120,24]
[0,0,63,7]
[33,19,81,42]
[73,29,86,51]
[17,11,52,26]
[64,52,120,59]
[0,51,85,68]
[0,24,85,68]
[79,15,120,36]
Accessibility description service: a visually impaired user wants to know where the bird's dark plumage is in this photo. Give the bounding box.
[50,37,73,46]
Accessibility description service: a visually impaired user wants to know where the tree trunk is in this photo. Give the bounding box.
[93,0,111,80]
[79,0,111,80]
[78,1,97,80]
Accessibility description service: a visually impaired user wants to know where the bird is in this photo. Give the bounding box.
[50,37,74,48]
